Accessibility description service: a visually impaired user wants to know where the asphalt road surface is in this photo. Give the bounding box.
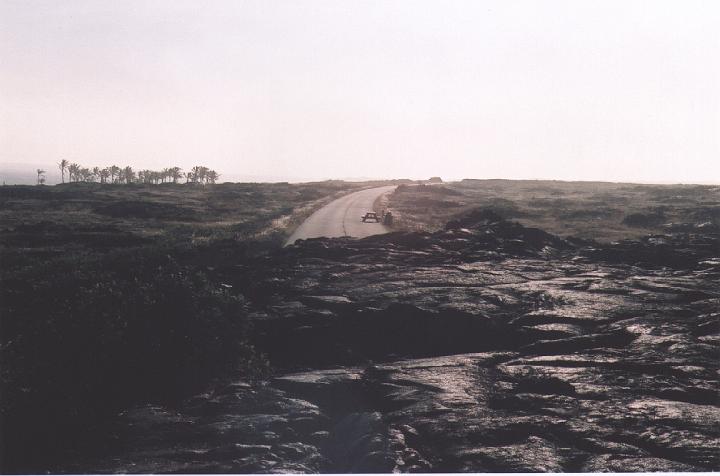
[285,185,396,245]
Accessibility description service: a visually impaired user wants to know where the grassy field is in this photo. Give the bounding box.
[386,179,720,242]
[0,180,369,265]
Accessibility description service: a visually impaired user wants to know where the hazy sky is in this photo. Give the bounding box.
[1,0,718,183]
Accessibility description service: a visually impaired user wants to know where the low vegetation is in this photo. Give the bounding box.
[1,247,264,469]
[0,180,368,471]
[387,180,720,242]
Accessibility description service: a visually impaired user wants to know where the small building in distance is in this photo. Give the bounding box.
[427,176,443,183]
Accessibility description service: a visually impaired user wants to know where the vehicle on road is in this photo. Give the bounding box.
[361,212,381,222]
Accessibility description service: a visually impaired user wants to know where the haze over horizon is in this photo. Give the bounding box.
[1,0,718,184]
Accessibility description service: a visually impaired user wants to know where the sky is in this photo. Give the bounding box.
[1,0,719,184]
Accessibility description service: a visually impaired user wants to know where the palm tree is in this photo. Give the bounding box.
[79,167,91,182]
[36,169,46,185]
[206,170,219,184]
[99,168,110,184]
[139,170,154,184]
[92,167,100,183]
[200,166,210,184]
[168,167,183,183]
[109,165,120,184]
[189,166,201,183]
[58,159,68,183]
[123,166,135,184]
[68,163,80,182]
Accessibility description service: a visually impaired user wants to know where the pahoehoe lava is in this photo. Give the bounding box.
[69,210,720,473]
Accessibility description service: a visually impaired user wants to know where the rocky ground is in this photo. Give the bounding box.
[69,210,718,473]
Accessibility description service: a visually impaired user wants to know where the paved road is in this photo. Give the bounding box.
[285,185,396,245]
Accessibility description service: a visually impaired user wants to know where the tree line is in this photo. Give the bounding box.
[55,160,219,185]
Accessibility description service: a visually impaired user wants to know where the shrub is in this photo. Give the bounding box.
[0,247,264,472]
[93,200,199,220]
[622,210,666,227]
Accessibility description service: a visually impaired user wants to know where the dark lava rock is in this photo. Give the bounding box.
[445,208,504,229]
[63,211,720,473]
[73,383,333,474]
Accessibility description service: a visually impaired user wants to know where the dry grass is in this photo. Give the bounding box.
[386,180,720,242]
[0,181,370,265]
